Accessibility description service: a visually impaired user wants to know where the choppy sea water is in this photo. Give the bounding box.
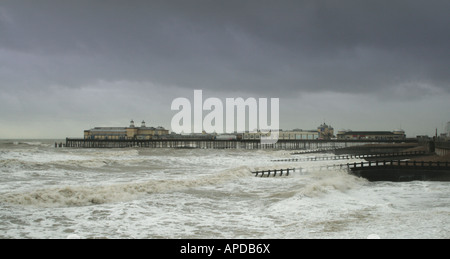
[0,140,448,239]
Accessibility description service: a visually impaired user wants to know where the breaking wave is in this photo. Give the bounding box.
[298,169,367,197]
[0,166,251,207]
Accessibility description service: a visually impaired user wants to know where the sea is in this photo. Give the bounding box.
[0,139,448,239]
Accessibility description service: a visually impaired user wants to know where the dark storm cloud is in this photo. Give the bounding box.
[1,0,450,138]
[1,0,450,96]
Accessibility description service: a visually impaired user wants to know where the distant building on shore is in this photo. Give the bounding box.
[336,129,406,140]
[84,120,169,140]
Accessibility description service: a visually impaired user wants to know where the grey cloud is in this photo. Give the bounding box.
[1,0,449,96]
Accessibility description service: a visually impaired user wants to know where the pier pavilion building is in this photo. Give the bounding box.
[84,120,169,140]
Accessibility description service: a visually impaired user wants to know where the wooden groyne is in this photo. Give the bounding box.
[252,168,297,177]
[290,148,337,155]
[271,151,427,162]
[334,143,420,155]
[347,160,450,181]
[251,165,349,177]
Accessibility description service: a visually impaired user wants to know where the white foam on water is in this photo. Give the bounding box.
[0,145,449,239]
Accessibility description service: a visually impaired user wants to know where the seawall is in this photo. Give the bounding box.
[334,143,420,155]
[348,160,450,182]
[350,168,450,182]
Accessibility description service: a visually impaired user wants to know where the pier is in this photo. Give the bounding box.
[65,138,417,150]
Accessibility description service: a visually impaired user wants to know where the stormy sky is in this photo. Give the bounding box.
[1,0,449,138]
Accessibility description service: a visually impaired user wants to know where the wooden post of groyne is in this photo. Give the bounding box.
[252,168,295,177]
